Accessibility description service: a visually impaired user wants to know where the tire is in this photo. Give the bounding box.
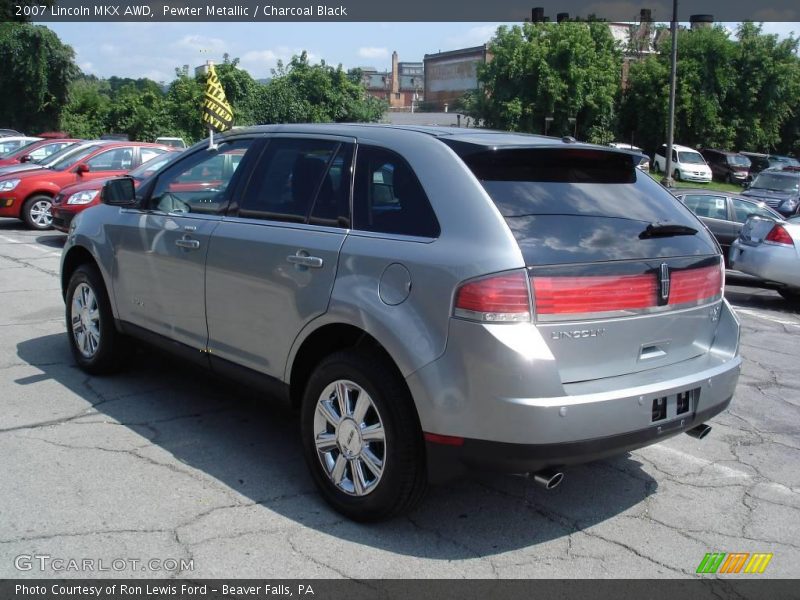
[653,160,660,174]
[65,264,129,374]
[300,350,427,521]
[673,169,681,182]
[22,195,53,230]
[725,173,733,184]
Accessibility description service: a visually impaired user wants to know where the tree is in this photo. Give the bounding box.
[254,52,385,124]
[60,77,112,138]
[0,23,78,132]
[465,22,622,140]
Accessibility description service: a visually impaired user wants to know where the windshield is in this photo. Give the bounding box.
[51,145,102,171]
[38,143,85,166]
[7,140,40,157]
[769,156,800,167]
[0,140,28,156]
[728,155,750,167]
[750,173,800,193]
[130,153,175,180]
[678,152,706,165]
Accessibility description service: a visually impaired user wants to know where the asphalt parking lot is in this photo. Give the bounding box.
[0,218,798,579]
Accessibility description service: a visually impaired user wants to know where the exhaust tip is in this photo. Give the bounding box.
[686,423,712,440]
[532,469,564,490]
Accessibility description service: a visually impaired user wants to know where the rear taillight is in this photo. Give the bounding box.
[669,264,723,305]
[765,224,794,246]
[532,274,656,315]
[454,271,531,322]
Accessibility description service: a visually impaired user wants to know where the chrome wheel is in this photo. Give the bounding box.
[29,199,52,228]
[71,283,101,358]
[313,379,386,497]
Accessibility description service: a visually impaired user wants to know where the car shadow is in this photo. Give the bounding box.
[725,273,798,313]
[16,333,656,559]
[35,233,67,249]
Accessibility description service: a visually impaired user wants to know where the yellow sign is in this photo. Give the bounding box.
[202,64,233,132]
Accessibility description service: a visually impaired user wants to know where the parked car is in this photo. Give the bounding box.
[0,138,80,168]
[60,125,741,520]
[0,129,23,137]
[0,140,92,177]
[0,136,42,156]
[740,166,800,217]
[700,149,751,184]
[155,136,187,149]
[673,189,781,261]
[738,152,799,176]
[37,131,71,139]
[52,150,181,232]
[100,133,130,141]
[730,215,800,302]
[0,141,170,229]
[652,144,712,182]
[608,142,649,171]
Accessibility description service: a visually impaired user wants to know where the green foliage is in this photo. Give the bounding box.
[467,22,622,138]
[620,23,800,155]
[0,22,78,132]
[253,52,386,124]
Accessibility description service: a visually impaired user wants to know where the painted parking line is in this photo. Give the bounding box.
[731,306,800,328]
[644,444,751,479]
[0,234,62,258]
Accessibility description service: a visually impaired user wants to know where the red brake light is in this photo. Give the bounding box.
[669,265,723,305]
[765,224,794,246]
[454,272,530,322]
[532,274,656,315]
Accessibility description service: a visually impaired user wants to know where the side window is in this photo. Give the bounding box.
[732,198,776,223]
[352,145,439,237]
[239,138,338,223]
[149,139,253,215]
[140,147,166,164]
[683,194,727,220]
[672,149,678,163]
[30,143,68,160]
[308,144,354,227]
[86,147,134,171]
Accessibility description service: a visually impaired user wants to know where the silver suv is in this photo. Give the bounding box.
[61,125,741,521]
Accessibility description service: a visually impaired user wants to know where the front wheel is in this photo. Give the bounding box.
[653,160,660,174]
[65,264,129,374]
[673,169,682,182]
[300,350,427,521]
[22,195,53,230]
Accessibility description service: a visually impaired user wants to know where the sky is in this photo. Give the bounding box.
[44,21,800,83]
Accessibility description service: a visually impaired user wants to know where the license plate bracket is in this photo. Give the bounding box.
[651,387,700,424]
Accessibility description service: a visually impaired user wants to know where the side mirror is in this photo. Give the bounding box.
[76,163,90,174]
[19,154,33,163]
[101,177,137,206]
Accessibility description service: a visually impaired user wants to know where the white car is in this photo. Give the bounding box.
[155,136,187,149]
[653,144,712,183]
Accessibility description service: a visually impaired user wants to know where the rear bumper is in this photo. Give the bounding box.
[426,395,732,479]
[680,172,712,182]
[408,300,741,480]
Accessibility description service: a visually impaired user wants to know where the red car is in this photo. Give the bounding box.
[52,150,180,232]
[0,138,81,168]
[0,141,170,230]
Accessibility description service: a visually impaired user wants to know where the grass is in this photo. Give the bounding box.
[646,171,745,193]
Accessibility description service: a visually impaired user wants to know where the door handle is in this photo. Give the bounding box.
[286,254,323,268]
[175,238,200,250]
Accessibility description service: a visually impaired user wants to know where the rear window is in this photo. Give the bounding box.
[454,147,718,264]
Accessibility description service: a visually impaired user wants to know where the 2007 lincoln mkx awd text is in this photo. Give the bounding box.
[60,124,741,521]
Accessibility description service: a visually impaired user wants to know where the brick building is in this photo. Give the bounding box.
[361,52,424,109]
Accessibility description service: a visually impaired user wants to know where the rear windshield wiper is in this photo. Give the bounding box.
[639,222,698,239]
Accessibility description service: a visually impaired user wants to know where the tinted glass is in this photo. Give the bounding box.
[38,142,83,166]
[678,151,705,164]
[86,147,134,171]
[456,147,718,264]
[150,139,252,215]
[683,194,728,220]
[352,145,439,237]
[29,142,71,161]
[130,153,175,180]
[750,172,800,193]
[732,198,778,223]
[140,147,166,163]
[240,138,338,222]
[52,145,103,171]
[728,154,750,167]
[308,144,353,228]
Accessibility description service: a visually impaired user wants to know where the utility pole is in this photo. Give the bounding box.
[662,0,679,187]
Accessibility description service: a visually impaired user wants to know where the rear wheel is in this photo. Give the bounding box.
[22,195,53,230]
[725,172,733,184]
[65,264,129,374]
[300,350,426,521]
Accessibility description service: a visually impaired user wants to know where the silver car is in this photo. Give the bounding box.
[729,215,800,302]
[60,125,741,521]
